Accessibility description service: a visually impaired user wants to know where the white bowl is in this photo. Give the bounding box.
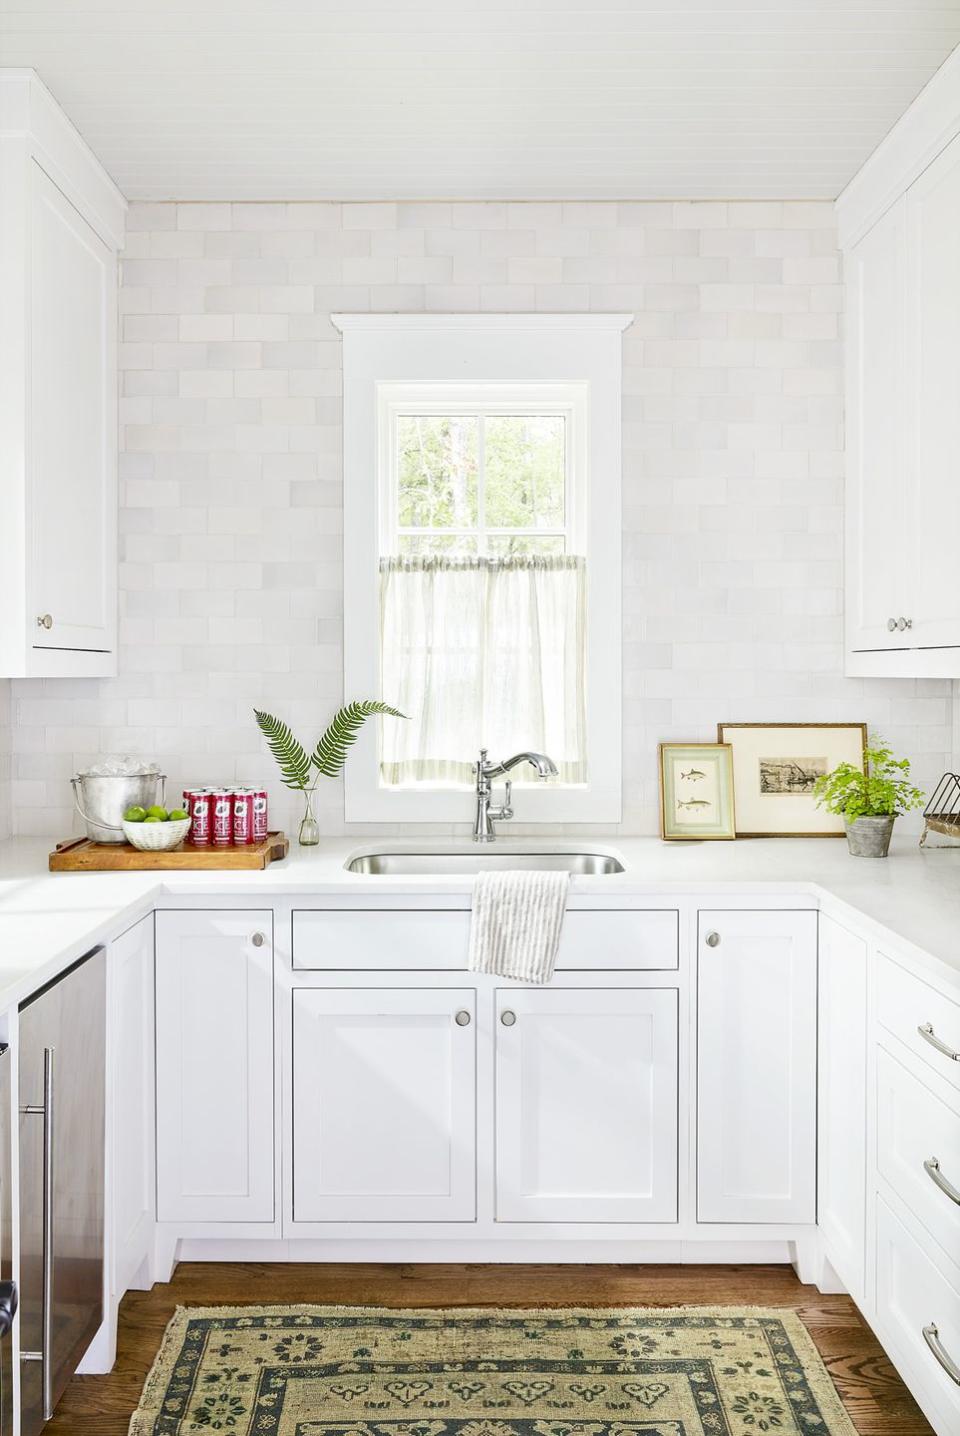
[123,817,191,851]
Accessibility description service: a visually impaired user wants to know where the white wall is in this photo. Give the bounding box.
[7,199,952,838]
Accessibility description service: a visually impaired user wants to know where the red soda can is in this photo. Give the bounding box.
[184,788,211,846]
[232,789,254,845]
[250,788,268,843]
[210,789,233,846]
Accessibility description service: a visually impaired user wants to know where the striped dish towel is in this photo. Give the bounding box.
[468,869,570,984]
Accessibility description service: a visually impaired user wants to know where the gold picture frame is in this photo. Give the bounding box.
[717,722,868,838]
[658,742,736,841]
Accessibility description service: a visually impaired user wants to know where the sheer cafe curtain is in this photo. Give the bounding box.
[379,555,586,787]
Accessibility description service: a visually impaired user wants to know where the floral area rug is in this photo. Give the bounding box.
[128,1305,856,1436]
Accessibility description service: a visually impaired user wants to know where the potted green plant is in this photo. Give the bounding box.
[255,699,405,845]
[813,741,925,857]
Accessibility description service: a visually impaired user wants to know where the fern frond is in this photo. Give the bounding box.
[312,699,407,778]
[253,709,312,790]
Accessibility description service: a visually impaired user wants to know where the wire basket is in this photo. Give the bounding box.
[920,773,960,847]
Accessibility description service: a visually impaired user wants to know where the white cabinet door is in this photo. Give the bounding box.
[818,914,867,1298]
[29,162,117,656]
[292,988,476,1222]
[495,987,678,1222]
[908,133,960,650]
[110,914,155,1294]
[697,911,817,1224]
[155,911,274,1223]
[846,195,911,653]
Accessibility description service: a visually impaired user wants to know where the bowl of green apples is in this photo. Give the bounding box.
[122,803,191,851]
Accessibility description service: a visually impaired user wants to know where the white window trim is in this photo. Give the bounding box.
[334,312,632,825]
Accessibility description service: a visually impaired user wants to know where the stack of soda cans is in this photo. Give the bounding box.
[182,787,269,847]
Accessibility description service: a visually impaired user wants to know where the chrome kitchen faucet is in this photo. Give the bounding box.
[473,748,558,841]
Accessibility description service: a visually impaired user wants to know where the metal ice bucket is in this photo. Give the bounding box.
[71,770,167,843]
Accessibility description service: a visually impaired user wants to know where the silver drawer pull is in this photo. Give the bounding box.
[918,1022,960,1062]
[454,1010,471,1027]
[924,1157,960,1206]
[251,932,266,948]
[923,1323,960,1386]
[500,1010,517,1027]
[705,931,720,948]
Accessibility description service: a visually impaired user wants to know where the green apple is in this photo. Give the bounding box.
[123,805,147,823]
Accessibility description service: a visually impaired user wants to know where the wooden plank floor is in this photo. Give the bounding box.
[48,1262,932,1436]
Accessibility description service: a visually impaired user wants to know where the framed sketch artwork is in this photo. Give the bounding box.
[717,722,867,837]
[658,743,736,840]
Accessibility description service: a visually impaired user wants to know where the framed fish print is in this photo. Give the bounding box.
[717,721,867,837]
[658,743,736,841]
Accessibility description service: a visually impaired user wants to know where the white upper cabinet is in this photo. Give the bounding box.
[840,59,960,676]
[845,197,910,656]
[907,137,960,652]
[0,72,124,677]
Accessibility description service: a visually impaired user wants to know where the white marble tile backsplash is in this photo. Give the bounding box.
[6,200,953,839]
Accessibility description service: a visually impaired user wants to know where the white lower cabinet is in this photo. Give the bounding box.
[495,987,678,1222]
[877,1048,960,1271]
[155,911,275,1223]
[818,913,868,1298]
[291,987,477,1222]
[876,1198,960,1431]
[697,910,818,1224]
[110,914,155,1295]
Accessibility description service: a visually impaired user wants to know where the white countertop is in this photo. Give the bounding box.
[1,832,959,1009]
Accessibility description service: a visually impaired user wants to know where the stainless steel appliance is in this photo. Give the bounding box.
[19,950,105,1436]
[0,1044,16,1436]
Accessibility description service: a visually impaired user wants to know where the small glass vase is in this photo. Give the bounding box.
[298,789,320,846]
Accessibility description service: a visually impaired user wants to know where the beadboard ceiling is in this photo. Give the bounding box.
[2,1,959,200]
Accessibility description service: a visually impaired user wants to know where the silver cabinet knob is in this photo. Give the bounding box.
[897,616,913,631]
[887,617,898,632]
[36,614,53,630]
[705,930,721,948]
[500,1009,517,1026]
[454,1009,471,1026]
[251,932,266,947]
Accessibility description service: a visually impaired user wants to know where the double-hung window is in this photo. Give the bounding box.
[336,315,629,824]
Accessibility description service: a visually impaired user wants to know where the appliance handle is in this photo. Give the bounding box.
[20,1048,54,1418]
[41,1047,53,1420]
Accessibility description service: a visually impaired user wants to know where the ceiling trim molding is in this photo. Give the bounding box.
[836,42,960,249]
[0,69,126,249]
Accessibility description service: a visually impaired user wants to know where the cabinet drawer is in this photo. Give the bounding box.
[293,910,469,970]
[877,1198,960,1422]
[292,908,679,971]
[878,1049,960,1268]
[558,910,678,970]
[877,954,960,1097]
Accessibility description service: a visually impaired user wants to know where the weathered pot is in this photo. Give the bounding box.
[844,814,895,857]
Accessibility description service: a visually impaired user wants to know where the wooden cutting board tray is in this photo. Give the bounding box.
[49,831,289,871]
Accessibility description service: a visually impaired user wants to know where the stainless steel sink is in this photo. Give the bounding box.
[346,848,625,875]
